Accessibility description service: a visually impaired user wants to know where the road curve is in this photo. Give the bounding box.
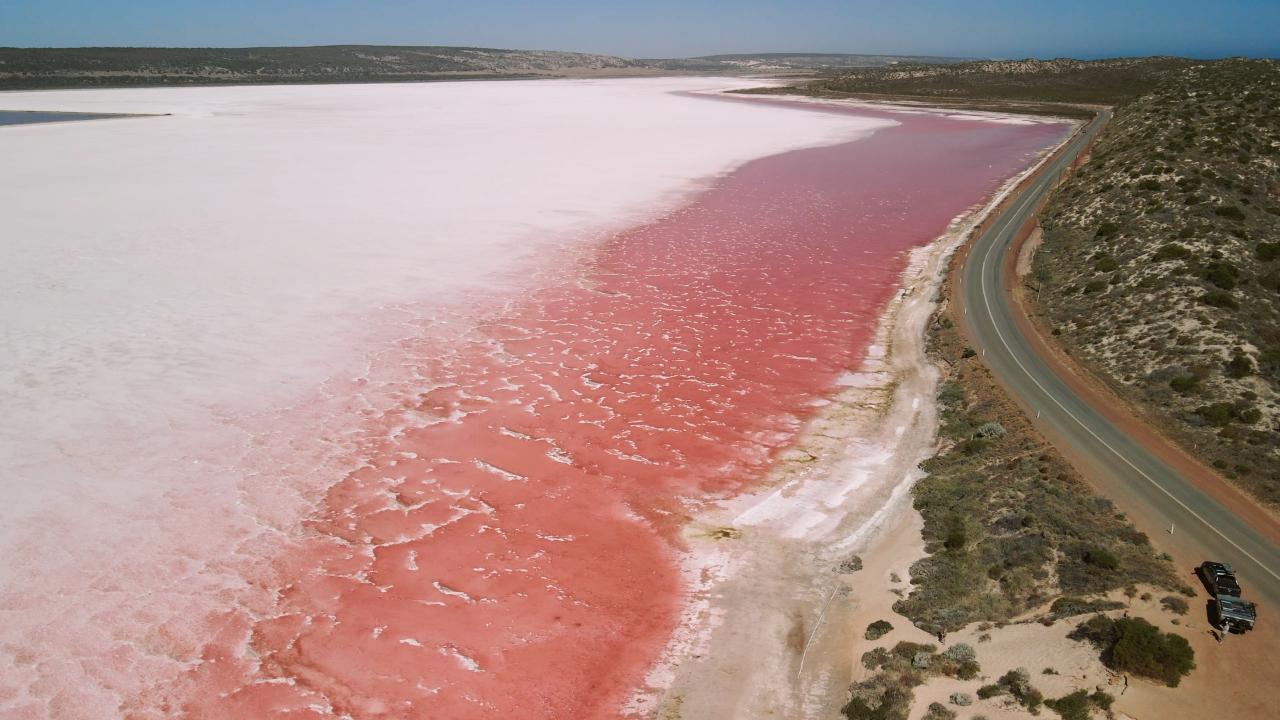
[957,110,1280,609]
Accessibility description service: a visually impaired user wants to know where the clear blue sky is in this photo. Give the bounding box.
[2,0,1277,59]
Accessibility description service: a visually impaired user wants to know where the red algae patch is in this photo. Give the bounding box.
[164,107,1069,719]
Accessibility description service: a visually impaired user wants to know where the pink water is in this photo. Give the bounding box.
[117,102,1065,719]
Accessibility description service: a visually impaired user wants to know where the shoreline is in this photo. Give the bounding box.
[638,102,1079,718]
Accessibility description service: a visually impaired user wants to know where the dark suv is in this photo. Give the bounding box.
[1198,561,1242,597]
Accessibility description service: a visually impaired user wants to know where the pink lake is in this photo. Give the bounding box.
[159,99,1069,719]
[0,88,1068,720]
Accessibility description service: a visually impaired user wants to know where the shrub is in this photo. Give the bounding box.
[1137,178,1161,191]
[1201,261,1239,290]
[1161,595,1190,615]
[1200,290,1238,309]
[1051,596,1124,618]
[1214,205,1246,221]
[942,515,969,551]
[1070,616,1195,687]
[1225,352,1254,379]
[974,422,1006,439]
[865,620,894,641]
[1094,255,1119,272]
[998,667,1034,702]
[1044,690,1091,720]
[1195,402,1235,427]
[1261,271,1280,293]
[1094,221,1121,238]
[1083,279,1108,294]
[1255,241,1280,261]
[1082,548,1120,570]
[1112,620,1195,686]
[841,685,911,720]
[976,684,1003,699]
[937,643,980,679]
[861,647,891,670]
[1152,242,1191,261]
[961,346,976,358]
[1169,374,1199,393]
[923,702,956,720]
[938,381,965,407]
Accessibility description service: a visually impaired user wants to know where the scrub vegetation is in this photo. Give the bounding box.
[1033,59,1280,505]
[842,642,980,720]
[893,311,1183,634]
[801,57,1191,105]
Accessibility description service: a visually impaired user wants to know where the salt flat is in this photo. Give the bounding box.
[0,78,892,718]
[0,78,883,543]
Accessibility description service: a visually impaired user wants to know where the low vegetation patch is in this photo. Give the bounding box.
[1160,595,1190,615]
[865,619,894,641]
[892,311,1180,633]
[1044,689,1115,720]
[845,642,982,720]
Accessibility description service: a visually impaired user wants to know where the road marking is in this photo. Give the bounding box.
[972,118,1280,584]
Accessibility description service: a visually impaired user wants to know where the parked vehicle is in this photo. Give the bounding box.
[1198,561,1242,597]
[1211,595,1256,633]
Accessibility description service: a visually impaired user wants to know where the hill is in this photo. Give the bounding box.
[0,45,646,89]
[0,46,975,90]
[799,56,1194,105]
[644,52,965,73]
[1032,59,1280,505]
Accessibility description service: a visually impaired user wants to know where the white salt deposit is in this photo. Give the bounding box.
[0,77,884,557]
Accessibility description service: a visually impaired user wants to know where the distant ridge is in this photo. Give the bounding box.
[0,45,647,89]
[0,45,967,90]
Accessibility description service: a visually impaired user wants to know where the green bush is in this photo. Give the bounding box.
[1095,221,1121,238]
[1051,596,1125,618]
[1237,407,1261,424]
[1200,290,1238,309]
[942,515,969,550]
[1261,271,1280,293]
[1083,548,1120,570]
[1083,279,1108,294]
[1153,242,1192,261]
[1044,690,1091,720]
[841,685,912,720]
[976,684,1003,699]
[1214,205,1246,221]
[1112,621,1195,686]
[1201,261,1240,290]
[923,702,956,720]
[1070,616,1195,687]
[1161,595,1190,615]
[865,620,894,641]
[1195,402,1235,427]
[1254,241,1280,261]
[1225,352,1254,378]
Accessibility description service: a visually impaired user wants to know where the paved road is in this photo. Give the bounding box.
[958,110,1280,609]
